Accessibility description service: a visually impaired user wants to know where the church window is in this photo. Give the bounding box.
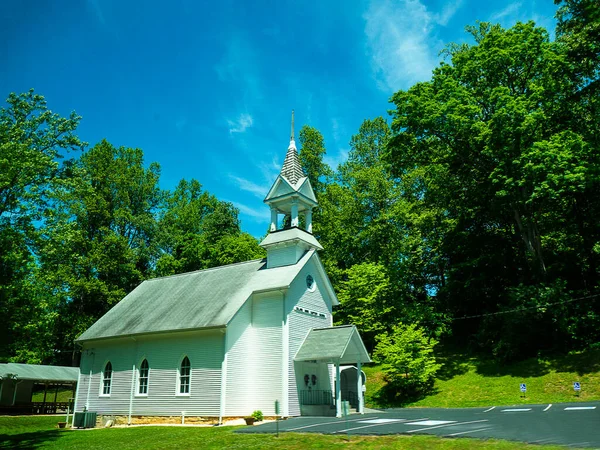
[178,356,191,394]
[102,362,112,395]
[138,359,149,395]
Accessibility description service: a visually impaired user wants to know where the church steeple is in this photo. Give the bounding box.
[280,111,304,186]
[260,111,322,268]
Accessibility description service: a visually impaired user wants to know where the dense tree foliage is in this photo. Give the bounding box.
[385,19,600,360]
[2,2,599,369]
[0,94,263,364]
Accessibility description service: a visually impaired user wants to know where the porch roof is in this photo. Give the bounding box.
[294,325,371,364]
[0,363,79,383]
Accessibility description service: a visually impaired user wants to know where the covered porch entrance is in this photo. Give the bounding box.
[294,325,371,417]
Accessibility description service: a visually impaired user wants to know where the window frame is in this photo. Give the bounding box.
[176,355,191,396]
[136,358,149,397]
[100,361,112,397]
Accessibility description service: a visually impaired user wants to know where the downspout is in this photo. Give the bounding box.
[280,289,289,418]
[219,328,228,425]
[128,336,138,425]
[128,364,135,425]
[86,370,92,410]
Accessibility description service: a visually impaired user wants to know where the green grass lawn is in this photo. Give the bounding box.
[0,416,568,450]
[364,348,600,408]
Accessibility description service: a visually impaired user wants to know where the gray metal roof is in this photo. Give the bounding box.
[0,363,79,382]
[294,325,371,364]
[260,227,323,250]
[76,251,315,343]
[281,141,304,185]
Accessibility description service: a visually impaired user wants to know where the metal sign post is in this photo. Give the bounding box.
[574,382,581,397]
[274,400,280,437]
[520,383,527,399]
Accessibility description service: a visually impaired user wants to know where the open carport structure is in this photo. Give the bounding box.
[0,363,79,415]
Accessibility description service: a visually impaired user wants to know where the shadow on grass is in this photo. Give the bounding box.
[473,348,600,378]
[546,348,600,376]
[436,355,472,381]
[474,357,551,378]
[368,382,439,408]
[0,429,65,449]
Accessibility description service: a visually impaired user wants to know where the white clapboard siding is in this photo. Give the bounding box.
[286,258,333,416]
[223,299,253,416]
[250,293,283,415]
[76,330,224,416]
[266,245,304,268]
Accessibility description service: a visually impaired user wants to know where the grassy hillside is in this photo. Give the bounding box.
[364,348,600,408]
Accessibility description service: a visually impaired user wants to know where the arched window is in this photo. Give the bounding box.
[102,362,112,395]
[138,359,149,395]
[179,356,191,394]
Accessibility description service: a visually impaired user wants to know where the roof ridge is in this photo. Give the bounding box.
[312,325,354,331]
[146,257,267,282]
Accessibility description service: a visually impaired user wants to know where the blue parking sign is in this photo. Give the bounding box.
[574,382,581,391]
[520,383,527,392]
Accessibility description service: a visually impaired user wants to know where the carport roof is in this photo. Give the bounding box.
[0,363,79,382]
[294,325,371,364]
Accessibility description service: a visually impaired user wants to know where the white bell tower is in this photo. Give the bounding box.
[260,111,322,268]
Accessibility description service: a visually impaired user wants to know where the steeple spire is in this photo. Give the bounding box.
[290,109,295,141]
[280,109,304,185]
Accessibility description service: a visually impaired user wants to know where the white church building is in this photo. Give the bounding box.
[73,115,370,423]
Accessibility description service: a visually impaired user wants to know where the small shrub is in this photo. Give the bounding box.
[250,410,263,422]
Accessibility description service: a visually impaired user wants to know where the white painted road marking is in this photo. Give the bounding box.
[335,418,428,434]
[543,404,552,411]
[358,419,406,424]
[447,427,491,436]
[406,419,488,433]
[405,420,455,426]
[287,416,379,431]
[483,406,495,412]
[564,407,596,411]
[501,408,532,412]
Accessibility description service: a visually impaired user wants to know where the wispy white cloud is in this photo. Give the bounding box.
[228,174,266,199]
[258,155,281,185]
[490,2,523,22]
[364,0,463,92]
[214,36,263,103]
[435,0,464,26]
[229,201,267,222]
[227,113,253,134]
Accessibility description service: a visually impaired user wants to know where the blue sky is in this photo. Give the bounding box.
[1,0,558,237]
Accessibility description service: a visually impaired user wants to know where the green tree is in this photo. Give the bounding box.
[374,323,441,397]
[39,140,162,360]
[156,180,263,276]
[335,262,392,352]
[0,90,83,362]
[387,21,600,358]
[298,125,332,195]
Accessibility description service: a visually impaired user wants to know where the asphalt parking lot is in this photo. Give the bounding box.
[236,402,600,448]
